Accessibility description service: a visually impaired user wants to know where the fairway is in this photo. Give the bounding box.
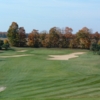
[0,48,100,100]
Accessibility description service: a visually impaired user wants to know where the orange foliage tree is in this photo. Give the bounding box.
[27,29,40,47]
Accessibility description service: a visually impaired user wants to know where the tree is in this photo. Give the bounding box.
[90,39,100,54]
[2,39,10,50]
[18,27,26,47]
[7,22,19,46]
[69,35,79,48]
[39,31,47,47]
[27,29,40,47]
[58,34,68,48]
[64,27,73,48]
[93,32,100,43]
[0,39,9,50]
[0,40,3,50]
[49,27,61,47]
[43,34,51,48]
[76,27,91,49]
[7,22,26,47]
[65,27,73,34]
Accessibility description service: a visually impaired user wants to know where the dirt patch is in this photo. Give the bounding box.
[0,54,31,58]
[0,87,6,92]
[17,50,27,52]
[48,52,86,60]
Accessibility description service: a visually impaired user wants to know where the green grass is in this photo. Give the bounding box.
[0,48,100,100]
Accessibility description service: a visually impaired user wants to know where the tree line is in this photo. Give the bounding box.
[1,22,100,51]
[0,32,7,38]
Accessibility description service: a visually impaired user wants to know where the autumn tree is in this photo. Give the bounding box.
[27,29,40,47]
[58,34,68,48]
[64,27,73,47]
[76,27,91,49]
[39,31,47,47]
[93,32,100,43]
[18,27,26,47]
[69,34,79,48]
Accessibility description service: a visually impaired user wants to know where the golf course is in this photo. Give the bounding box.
[0,48,100,100]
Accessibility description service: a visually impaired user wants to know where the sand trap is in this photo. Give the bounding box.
[0,54,31,58]
[17,50,27,52]
[48,52,86,60]
[0,87,6,92]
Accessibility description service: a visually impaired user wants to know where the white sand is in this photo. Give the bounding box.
[17,50,27,52]
[48,52,86,60]
[0,54,31,58]
[0,87,6,92]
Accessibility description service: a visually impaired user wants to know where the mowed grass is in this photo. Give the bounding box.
[0,48,100,100]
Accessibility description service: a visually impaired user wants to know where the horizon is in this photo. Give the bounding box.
[0,0,100,33]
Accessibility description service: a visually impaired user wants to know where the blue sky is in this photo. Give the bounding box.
[0,0,100,33]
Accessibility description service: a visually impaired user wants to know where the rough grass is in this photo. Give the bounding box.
[0,48,100,100]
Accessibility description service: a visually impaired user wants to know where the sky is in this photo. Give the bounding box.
[0,0,100,33]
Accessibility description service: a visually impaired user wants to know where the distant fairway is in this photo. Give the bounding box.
[0,48,100,100]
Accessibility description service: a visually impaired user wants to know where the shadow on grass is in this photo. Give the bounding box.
[2,47,16,51]
[0,52,4,53]
[0,59,5,61]
[0,47,16,51]
[9,48,16,51]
